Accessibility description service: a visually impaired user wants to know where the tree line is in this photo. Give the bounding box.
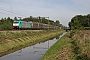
[69,14,90,30]
[22,16,61,26]
[0,17,13,30]
[0,16,62,30]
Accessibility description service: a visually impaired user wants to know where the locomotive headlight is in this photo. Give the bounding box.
[13,23,19,29]
[13,23,19,26]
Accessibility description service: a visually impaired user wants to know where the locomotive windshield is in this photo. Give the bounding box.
[13,22,18,23]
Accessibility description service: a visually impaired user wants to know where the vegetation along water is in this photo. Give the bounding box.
[0,30,65,57]
[40,30,90,60]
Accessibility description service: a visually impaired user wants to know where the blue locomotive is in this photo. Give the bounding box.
[13,20,32,29]
[13,20,59,30]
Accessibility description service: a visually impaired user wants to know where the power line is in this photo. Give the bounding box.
[0,6,26,18]
[0,0,28,18]
[0,8,25,17]
[0,11,15,16]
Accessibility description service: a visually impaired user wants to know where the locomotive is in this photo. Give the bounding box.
[13,20,59,30]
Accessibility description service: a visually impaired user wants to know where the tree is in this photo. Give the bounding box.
[14,17,17,20]
[69,14,90,30]
[29,16,33,21]
[7,17,11,20]
[55,20,60,26]
[0,17,13,30]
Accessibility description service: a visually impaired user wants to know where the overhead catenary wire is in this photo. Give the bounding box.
[0,12,17,19]
[0,0,28,18]
[0,0,25,14]
[0,12,15,16]
[0,8,25,17]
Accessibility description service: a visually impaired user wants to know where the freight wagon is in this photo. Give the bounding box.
[13,20,59,30]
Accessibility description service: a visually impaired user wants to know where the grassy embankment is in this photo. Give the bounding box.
[0,30,65,57]
[41,30,90,60]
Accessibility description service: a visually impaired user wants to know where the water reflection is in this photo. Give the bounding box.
[0,32,67,60]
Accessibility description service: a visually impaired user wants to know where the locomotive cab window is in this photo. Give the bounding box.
[14,22,18,23]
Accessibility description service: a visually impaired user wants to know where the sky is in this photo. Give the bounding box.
[0,0,90,27]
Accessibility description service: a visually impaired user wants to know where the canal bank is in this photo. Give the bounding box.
[0,30,65,57]
[41,30,90,60]
[0,32,66,60]
[40,31,70,60]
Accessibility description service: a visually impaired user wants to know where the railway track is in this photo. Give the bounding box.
[0,30,42,32]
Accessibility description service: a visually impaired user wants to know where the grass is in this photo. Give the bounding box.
[0,30,42,41]
[0,30,65,57]
[41,30,90,60]
[40,31,71,60]
[70,30,90,60]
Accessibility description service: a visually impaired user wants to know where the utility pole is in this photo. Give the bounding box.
[38,16,49,29]
[18,17,21,20]
[38,16,49,23]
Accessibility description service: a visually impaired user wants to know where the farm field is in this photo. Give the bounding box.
[41,30,90,60]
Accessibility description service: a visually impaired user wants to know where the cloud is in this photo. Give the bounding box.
[71,0,90,12]
[0,0,90,26]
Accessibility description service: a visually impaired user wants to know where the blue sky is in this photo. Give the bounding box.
[0,0,90,26]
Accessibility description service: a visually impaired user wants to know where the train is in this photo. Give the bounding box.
[13,20,59,30]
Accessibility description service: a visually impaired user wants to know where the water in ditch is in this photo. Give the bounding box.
[0,32,67,60]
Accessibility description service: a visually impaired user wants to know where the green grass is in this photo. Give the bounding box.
[0,30,65,57]
[0,30,42,41]
[41,30,90,60]
[40,32,71,60]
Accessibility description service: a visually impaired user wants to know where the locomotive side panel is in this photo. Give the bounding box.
[22,21,29,28]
